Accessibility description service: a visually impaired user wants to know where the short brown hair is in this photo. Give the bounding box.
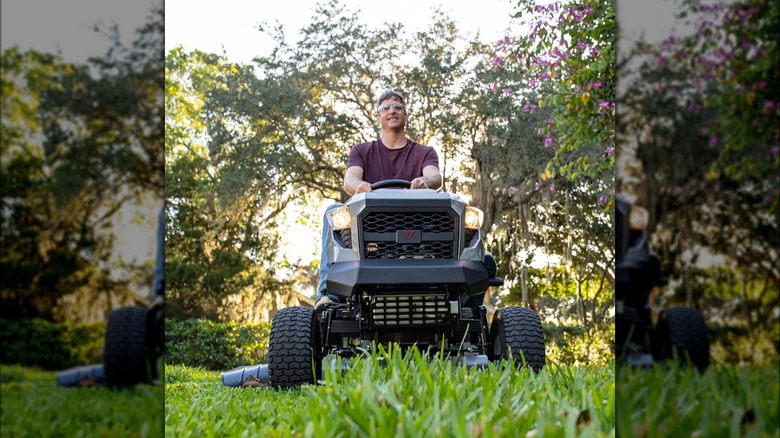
[375,90,406,113]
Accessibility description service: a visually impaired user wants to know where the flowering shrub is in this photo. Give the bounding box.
[494,0,615,199]
[651,0,779,208]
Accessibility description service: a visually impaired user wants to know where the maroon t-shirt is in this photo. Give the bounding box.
[347,139,439,184]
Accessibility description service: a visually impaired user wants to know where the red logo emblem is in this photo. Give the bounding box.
[396,230,421,244]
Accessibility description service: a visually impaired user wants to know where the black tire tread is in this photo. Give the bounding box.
[492,306,545,372]
[104,307,151,387]
[268,307,318,388]
[666,307,710,371]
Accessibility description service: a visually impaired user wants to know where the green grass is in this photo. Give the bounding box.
[1,364,164,437]
[616,363,780,437]
[165,347,615,437]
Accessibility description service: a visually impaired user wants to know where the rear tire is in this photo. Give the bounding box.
[268,307,322,388]
[490,306,545,372]
[653,307,710,371]
[104,307,152,387]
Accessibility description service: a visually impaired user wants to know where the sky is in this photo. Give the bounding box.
[165,0,520,64]
[1,0,160,62]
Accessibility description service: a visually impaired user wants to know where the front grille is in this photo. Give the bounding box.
[362,212,453,233]
[361,211,457,259]
[371,294,451,327]
[365,241,452,259]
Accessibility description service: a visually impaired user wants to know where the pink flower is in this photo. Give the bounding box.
[708,134,718,148]
[770,146,779,158]
[589,82,603,88]
[504,87,513,95]
[547,119,554,125]
[544,137,553,147]
[492,56,502,67]
[491,84,498,94]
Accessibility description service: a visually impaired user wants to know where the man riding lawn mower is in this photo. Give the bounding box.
[222,180,546,388]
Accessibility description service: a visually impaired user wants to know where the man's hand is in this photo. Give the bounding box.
[355,181,373,194]
[410,177,429,190]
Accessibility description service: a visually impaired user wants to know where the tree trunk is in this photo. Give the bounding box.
[684,265,692,308]
[521,266,528,307]
[576,279,585,327]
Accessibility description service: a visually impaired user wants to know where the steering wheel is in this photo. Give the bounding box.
[370,179,412,190]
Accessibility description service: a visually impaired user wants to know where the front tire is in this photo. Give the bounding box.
[490,306,545,372]
[104,307,152,387]
[268,307,322,388]
[653,307,710,371]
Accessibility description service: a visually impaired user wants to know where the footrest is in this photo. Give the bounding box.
[56,363,105,387]
[221,364,269,387]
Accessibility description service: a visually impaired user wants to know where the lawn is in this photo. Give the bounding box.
[165,347,616,437]
[0,364,164,437]
[616,363,780,437]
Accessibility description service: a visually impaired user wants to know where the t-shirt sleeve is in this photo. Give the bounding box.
[347,143,366,169]
[422,146,439,169]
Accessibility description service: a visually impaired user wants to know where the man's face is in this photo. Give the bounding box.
[376,96,407,131]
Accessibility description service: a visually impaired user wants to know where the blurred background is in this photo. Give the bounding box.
[617,0,778,366]
[1,1,164,436]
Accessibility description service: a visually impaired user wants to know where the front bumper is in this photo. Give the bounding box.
[326,259,490,297]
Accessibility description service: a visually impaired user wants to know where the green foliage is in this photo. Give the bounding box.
[1,364,163,437]
[709,326,779,367]
[0,319,104,370]
[616,363,780,436]
[166,348,615,436]
[165,47,307,320]
[545,324,615,366]
[165,319,270,370]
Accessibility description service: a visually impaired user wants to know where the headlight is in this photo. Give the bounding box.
[629,205,649,230]
[327,205,352,231]
[464,206,484,230]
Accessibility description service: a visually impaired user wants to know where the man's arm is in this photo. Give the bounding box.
[410,165,442,190]
[344,166,371,195]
